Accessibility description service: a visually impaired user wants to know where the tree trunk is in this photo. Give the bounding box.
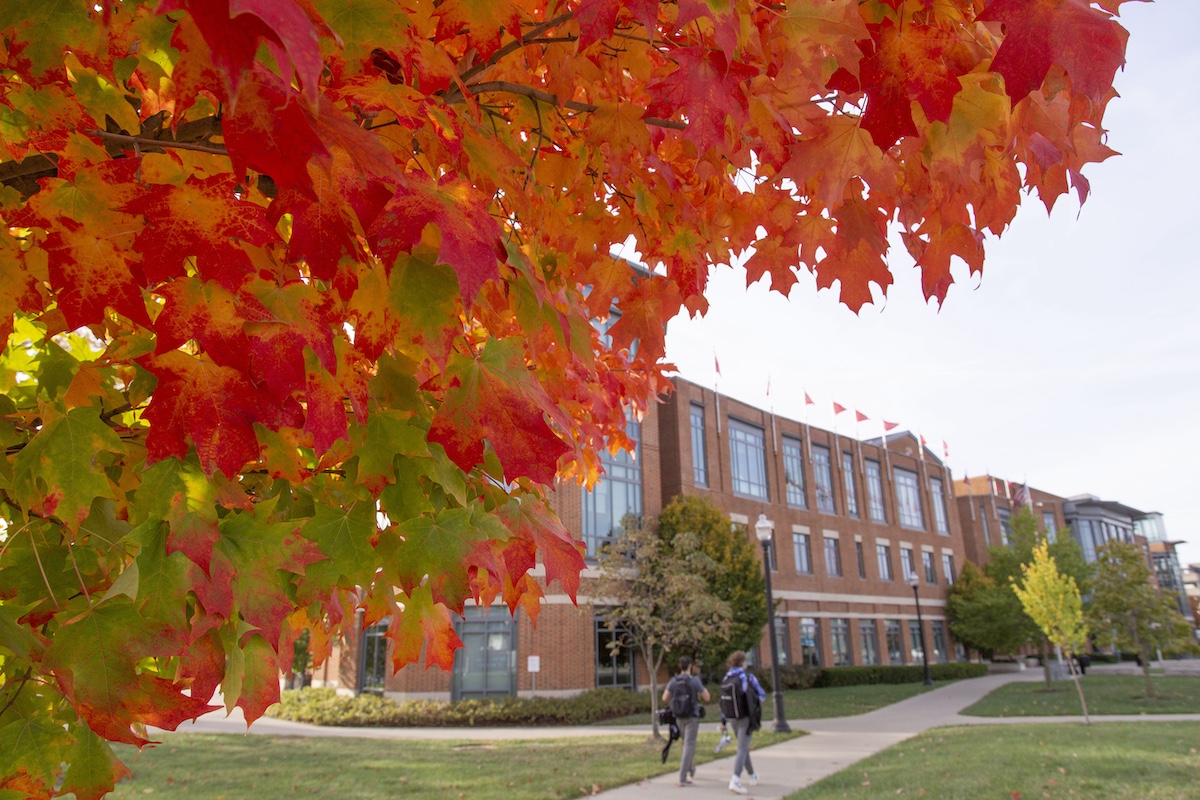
[1040,638,1053,688]
[1065,650,1090,725]
[646,645,664,741]
[1140,645,1156,699]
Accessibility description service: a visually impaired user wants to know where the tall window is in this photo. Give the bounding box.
[900,547,916,581]
[885,620,904,665]
[799,618,821,667]
[595,616,636,689]
[690,404,707,487]
[830,618,852,666]
[909,620,925,663]
[930,477,949,534]
[842,452,859,517]
[931,621,948,664]
[782,436,807,508]
[824,536,842,577]
[454,606,517,700]
[998,507,1013,545]
[793,532,813,574]
[894,468,924,529]
[855,540,866,578]
[922,551,936,584]
[876,543,893,581]
[859,620,880,666]
[942,553,956,585]
[1042,511,1058,543]
[359,621,389,694]
[582,414,641,558]
[730,419,768,499]
[773,617,791,666]
[813,444,836,513]
[766,532,778,572]
[865,459,886,522]
[980,504,991,546]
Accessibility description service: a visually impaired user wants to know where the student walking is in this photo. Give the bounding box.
[718,651,766,795]
[662,656,711,786]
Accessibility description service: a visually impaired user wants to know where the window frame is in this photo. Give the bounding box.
[858,620,880,666]
[865,459,887,523]
[729,418,769,500]
[922,550,937,584]
[855,540,866,579]
[812,443,836,514]
[942,553,955,585]
[582,413,642,559]
[876,543,894,581]
[689,403,708,487]
[900,546,916,582]
[793,532,813,575]
[894,467,925,530]
[841,452,859,518]
[782,435,807,509]
[823,536,842,577]
[830,618,852,667]
[930,476,949,534]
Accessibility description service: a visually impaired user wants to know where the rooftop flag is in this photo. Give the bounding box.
[855,410,868,423]
[833,402,847,415]
[883,420,899,431]
[805,392,815,406]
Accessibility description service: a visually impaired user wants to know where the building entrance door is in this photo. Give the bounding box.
[452,607,516,700]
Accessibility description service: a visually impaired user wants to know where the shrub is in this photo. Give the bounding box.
[268,687,653,727]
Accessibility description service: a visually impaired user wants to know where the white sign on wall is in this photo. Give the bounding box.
[527,655,541,673]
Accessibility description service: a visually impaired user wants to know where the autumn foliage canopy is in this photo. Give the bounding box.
[0,0,1136,795]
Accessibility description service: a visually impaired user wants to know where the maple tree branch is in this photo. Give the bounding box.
[459,12,576,84]
[463,82,687,130]
[87,129,228,156]
[0,669,33,720]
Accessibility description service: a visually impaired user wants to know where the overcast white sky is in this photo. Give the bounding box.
[659,2,1200,566]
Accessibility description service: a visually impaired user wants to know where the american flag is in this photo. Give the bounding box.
[1013,482,1032,509]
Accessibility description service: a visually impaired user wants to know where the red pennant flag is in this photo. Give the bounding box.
[883,420,899,431]
[920,435,928,447]
[766,375,771,398]
[804,392,814,406]
[855,410,868,423]
[943,440,950,458]
[714,353,721,377]
[833,402,847,415]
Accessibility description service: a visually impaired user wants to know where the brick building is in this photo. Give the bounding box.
[953,476,1067,567]
[321,378,980,699]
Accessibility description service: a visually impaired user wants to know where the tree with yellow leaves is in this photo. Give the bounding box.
[1013,540,1090,724]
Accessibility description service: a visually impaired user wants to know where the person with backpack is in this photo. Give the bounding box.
[661,655,710,786]
[718,651,766,795]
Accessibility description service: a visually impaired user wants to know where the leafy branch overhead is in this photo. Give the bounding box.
[0,0,1136,796]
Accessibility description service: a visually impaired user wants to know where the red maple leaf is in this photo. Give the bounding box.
[142,351,293,478]
[428,339,571,485]
[41,228,152,330]
[433,0,523,61]
[979,0,1128,106]
[499,499,586,603]
[367,171,505,306]
[643,48,759,153]
[152,277,268,373]
[125,174,276,289]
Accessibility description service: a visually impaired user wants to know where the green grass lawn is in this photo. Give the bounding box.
[786,722,1200,799]
[962,675,1200,717]
[601,681,947,726]
[109,730,800,799]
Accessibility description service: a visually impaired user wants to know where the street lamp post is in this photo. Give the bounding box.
[907,573,934,686]
[754,513,791,734]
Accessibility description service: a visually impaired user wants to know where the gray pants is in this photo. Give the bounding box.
[731,716,756,778]
[678,715,700,781]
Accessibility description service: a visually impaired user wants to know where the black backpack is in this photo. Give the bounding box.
[719,672,749,719]
[669,675,698,718]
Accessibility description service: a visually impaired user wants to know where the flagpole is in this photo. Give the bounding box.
[966,470,976,520]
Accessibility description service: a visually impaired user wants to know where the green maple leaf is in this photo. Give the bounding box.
[56,722,131,800]
[220,628,281,725]
[11,407,124,530]
[378,507,494,612]
[300,499,379,587]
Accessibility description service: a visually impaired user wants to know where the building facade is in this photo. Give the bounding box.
[953,476,1066,567]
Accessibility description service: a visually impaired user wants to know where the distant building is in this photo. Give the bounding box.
[953,476,1066,566]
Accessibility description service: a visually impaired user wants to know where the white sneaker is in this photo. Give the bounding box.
[729,777,748,795]
[749,773,760,786]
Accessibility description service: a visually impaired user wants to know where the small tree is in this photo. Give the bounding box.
[948,508,1091,686]
[1012,541,1091,723]
[593,518,732,739]
[656,495,766,676]
[1087,540,1194,699]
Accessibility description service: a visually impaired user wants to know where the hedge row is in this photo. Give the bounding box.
[749,662,987,691]
[268,687,653,727]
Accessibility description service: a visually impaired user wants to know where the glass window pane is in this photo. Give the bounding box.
[793,533,812,574]
[782,436,806,508]
[813,445,835,513]
[930,477,949,534]
[582,412,642,558]
[824,537,842,577]
[858,620,880,666]
[842,452,859,517]
[865,460,886,523]
[894,468,924,529]
[730,419,768,499]
[690,404,707,487]
[876,543,893,581]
